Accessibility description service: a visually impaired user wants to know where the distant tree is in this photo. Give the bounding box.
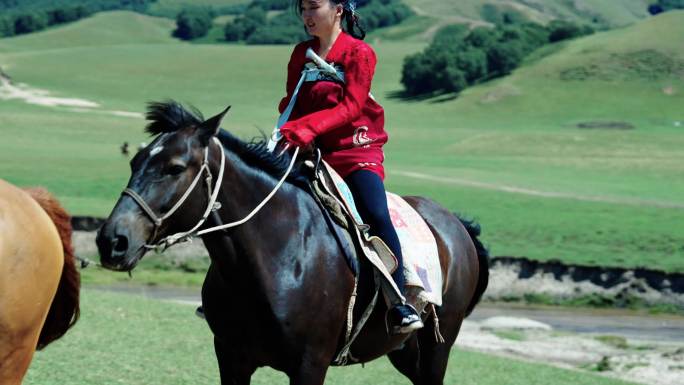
[174,7,213,40]
[548,20,593,42]
[465,27,500,49]
[453,48,488,83]
[14,12,48,34]
[46,6,88,25]
[443,65,467,93]
[251,0,290,10]
[648,4,664,14]
[222,0,411,44]
[0,16,14,37]
[224,6,266,41]
[649,0,684,13]
[486,41,525,75]
[401,53,438,95]
[431,24,469,48]
[224,20,246,41]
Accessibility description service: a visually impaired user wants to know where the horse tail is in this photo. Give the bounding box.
[456,215,489,317]
[25,188,81,350]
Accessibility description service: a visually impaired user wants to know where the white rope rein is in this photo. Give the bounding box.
[196,146,300,236]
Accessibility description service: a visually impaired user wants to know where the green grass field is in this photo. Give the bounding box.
[1,10,683,272]
[23,289,635,385]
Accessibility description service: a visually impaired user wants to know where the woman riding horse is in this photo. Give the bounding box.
[273,0,422,333]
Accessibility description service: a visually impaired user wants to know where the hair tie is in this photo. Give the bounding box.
[344,0,356,15]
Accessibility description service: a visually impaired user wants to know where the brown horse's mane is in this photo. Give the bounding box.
[24,188,80,349]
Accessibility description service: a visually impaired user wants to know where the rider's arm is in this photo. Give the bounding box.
[280,43,376,145]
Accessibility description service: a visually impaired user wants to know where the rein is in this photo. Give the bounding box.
[122,137,299,252]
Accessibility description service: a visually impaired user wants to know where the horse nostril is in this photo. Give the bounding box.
[113,235,129,254]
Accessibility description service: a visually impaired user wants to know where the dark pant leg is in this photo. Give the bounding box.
[344,170,405,294]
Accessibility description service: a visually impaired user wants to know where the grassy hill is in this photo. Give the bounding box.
[0,10,682,272]
[0,11,176,52]
[372,0,651,42]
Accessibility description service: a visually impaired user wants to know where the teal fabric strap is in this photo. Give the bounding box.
[267,65,345,151]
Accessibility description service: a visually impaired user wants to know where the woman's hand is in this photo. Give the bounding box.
[279,124,316,147]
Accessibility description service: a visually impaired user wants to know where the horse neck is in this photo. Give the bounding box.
[204,147,305,270]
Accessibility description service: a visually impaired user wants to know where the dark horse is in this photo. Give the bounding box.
[96,101,488,385]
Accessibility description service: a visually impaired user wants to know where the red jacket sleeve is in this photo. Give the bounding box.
[281,43,376,137]
[278,45,304,114]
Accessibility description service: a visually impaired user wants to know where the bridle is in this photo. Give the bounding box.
[121,137,299,252]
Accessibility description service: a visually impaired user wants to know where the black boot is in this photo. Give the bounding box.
[389,304,423,334]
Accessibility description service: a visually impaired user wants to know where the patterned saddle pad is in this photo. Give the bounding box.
[319,161,443,306]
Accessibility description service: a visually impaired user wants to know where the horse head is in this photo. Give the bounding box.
[96,101,229,271]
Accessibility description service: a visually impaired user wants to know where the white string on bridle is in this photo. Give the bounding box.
[123,136,299,252]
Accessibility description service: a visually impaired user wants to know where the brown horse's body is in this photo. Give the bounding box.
[0,180,80,384]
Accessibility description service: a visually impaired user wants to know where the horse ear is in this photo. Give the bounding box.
[198,105,231,146]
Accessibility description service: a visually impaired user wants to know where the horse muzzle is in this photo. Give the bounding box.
[96,219,148,272]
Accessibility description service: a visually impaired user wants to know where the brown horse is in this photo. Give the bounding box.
[96,101,488,385]
[0,180,80,384]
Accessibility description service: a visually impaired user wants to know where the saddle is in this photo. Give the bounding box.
[303,155,445,364]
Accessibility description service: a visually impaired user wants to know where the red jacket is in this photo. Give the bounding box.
[278,31,387,179]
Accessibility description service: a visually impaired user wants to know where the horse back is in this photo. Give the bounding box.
[0,180,79,354]
[23,186,80,349]
[402,196,482,317]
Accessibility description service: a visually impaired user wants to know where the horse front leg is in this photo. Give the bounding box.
[287,360,330,385]
[214,337,255,385]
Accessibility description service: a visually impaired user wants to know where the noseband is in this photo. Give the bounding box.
[122,137,300,252]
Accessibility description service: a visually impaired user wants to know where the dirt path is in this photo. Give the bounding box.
[394,170,684,210]
[0,68,142,118]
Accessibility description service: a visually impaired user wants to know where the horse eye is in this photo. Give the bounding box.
[166,164,186,176]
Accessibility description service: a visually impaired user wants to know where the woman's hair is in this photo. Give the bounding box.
[294,0,366,40]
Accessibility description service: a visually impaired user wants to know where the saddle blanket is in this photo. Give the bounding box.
[322,162,443,306]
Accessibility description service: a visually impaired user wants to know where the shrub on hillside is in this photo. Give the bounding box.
[648,0,684,14]
[401,19,593,96]
[251,0,290,11]
[0,0,154,37]
[47,6,89,24]
[224,6,266,42]
[13,12,48,34]
[174,7,214,40]
[548,20,594,42]
[0,16,14,37]
[223,0,412,44]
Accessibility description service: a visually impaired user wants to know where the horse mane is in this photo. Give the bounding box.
[24,188,81,350]
[144,100,304,184]
[145,100,204,135]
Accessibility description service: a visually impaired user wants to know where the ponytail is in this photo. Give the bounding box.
[342,5,366,40]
